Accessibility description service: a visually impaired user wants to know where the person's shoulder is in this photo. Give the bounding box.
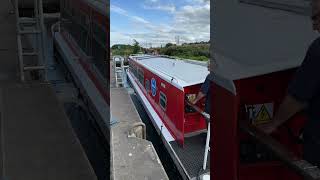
[309,37,320,50]
[206,72,214,81]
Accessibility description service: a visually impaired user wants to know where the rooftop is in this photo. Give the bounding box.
[131,55,209,88]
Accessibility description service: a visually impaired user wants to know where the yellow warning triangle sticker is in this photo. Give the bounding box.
[254,105,271,125]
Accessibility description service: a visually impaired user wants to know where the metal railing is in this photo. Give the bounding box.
[185,100,210,171]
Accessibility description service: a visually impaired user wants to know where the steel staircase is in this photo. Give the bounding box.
[14,0,46,81]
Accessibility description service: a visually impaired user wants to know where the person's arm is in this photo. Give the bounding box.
[191,76,210,104]
[260,95,306,134]
[260,39,320,134]
[191,91,206,105]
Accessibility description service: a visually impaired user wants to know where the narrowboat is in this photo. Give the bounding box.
[127,54,211,180]
[52,0,110,139]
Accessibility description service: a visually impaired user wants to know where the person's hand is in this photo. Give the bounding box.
[190,99,198,105]
[190,100,195,105]
[256,122,278,134]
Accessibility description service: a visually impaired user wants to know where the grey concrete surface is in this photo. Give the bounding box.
[1,83,97,180]
[0,2,97,179]
[0,1,19,83]
[110,62,169,180]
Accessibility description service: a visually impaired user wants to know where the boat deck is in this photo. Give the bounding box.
[0,2,97,179]
[170,134,210,179]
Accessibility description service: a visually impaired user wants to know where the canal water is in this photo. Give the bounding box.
[46,26,110,180]
[65,102,110,180]
[49,55,110,180]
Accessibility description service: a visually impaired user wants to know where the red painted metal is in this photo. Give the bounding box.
[60,0,109,104]
[61,31,110,104]
[210,69,306,180]
[69,0,108,27]
[211,82,239,180]
[129,58,207,146]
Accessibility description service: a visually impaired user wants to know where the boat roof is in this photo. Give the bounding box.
[130,55,209,88]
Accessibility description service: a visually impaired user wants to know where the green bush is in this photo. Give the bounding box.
[111,41,210,61]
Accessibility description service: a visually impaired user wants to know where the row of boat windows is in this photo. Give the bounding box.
[144,79,167,110]
[129,62,167,110]
[129,62,199,114]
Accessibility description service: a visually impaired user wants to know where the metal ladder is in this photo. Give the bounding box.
[14,0,46,81]
[113,56,125,87]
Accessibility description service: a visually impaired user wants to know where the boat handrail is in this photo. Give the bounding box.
[185,100,210,122]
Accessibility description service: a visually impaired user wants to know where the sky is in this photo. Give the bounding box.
[110,0,210,47]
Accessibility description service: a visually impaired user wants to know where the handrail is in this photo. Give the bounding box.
[239,120,320,180]
[185,100,210,121]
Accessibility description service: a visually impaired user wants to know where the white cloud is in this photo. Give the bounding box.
[110,31,133,46]
[111,1,210,47]
[142,0,176,13]
[110,5,128,16]
[171,2,210,43]
[143,4,176,13]
[132,16,150,24]
[111,5,152,25]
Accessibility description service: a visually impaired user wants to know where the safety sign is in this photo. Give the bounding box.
[245,103,274,125]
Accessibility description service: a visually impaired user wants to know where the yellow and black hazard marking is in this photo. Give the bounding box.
[253,105,271,125]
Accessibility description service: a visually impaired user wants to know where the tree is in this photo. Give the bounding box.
[132,39,140,54]
[165,43,174,48]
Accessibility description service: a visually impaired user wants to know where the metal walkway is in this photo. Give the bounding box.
[0,1,97,179]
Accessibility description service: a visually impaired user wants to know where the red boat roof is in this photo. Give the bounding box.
[130,55,210,89]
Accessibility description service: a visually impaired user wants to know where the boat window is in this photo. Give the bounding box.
[145,79,150,92]
[159,92,167,110]
[138,68,144,85]
[239,0,311,15]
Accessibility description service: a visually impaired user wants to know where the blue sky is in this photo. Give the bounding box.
[110,0,210,47]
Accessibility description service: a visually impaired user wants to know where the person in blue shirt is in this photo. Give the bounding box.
[260,0,320,167]
[191,60,214,115]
